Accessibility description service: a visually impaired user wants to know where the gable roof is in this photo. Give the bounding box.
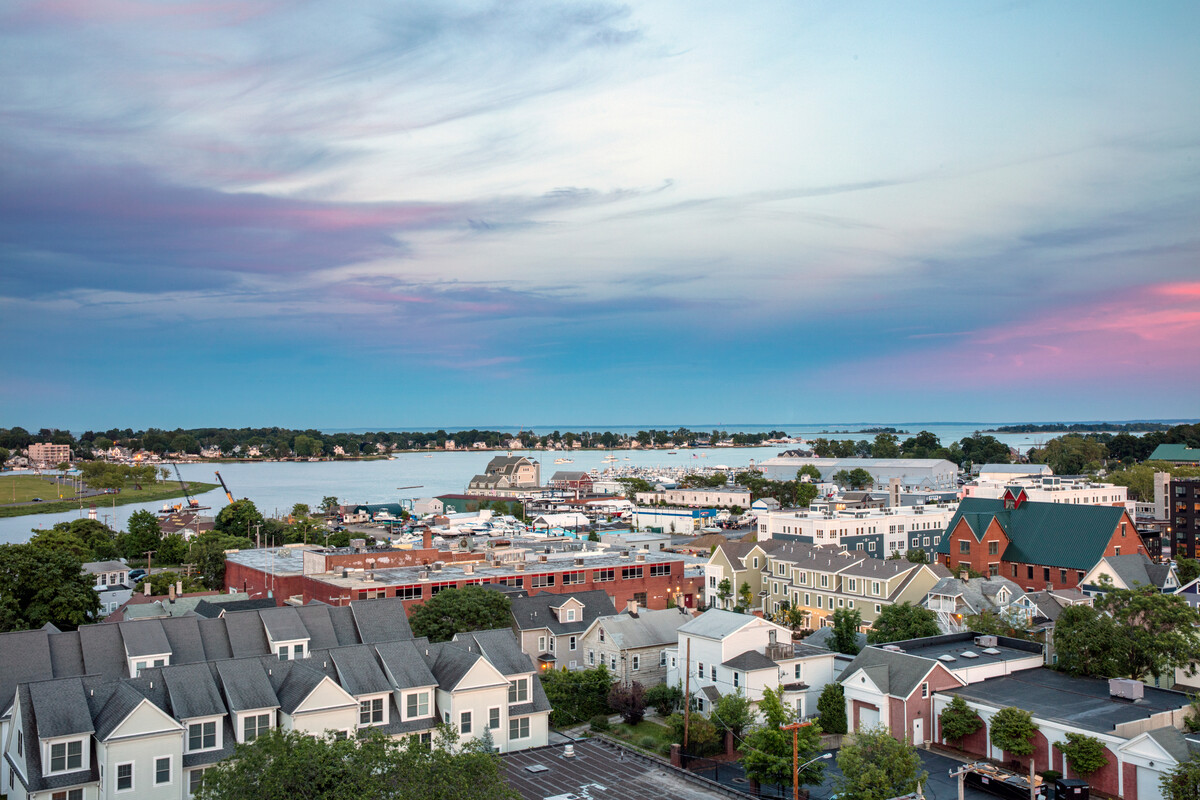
[510,589,616,634]
[454,629,535,676]
[677,608,761,639]
[1149,444,1200,463]
[331,646,393,696]
[28,678,95,737]
[163,662,227,720]
[1095,553,1175,590]
[590,608,690,650]
[838,647,948,699]
[935,497,1129,571]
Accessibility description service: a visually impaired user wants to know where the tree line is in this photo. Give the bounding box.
[807,430,1012,468]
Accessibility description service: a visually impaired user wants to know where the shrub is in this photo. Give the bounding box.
[590,715,611,732]
[638,735,657,750]
[645,683,683,716]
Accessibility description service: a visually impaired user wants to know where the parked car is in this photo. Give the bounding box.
[128,569,148,582]
[31,497,42,502]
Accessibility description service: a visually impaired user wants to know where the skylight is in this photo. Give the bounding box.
[938,654,957,662]
[960,651,979,659]
[982,647,1001,655]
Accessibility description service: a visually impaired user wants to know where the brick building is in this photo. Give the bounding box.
[225,541,703,613]
[934,490,1147,592]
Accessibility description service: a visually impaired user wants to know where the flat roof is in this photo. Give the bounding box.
[502,738,749,800]
[945,668,1191,734]
[878,633,1042,667]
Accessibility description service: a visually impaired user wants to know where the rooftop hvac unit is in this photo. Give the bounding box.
[881,645,904,652]
[974,635,999,647]
[1109,678,1144,700]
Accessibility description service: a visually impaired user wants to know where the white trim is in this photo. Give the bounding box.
[115,760,135,793]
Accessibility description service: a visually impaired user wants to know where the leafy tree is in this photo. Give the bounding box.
[832,469,852,487]
[964,609,1031,640]
[716,577,733,607]
[1178,558,1200,587]
[847,468,873,489]
[120,509,162,561]
[40,518,120,561]
[1161,754,1200,800]
[1059,732,1108,776]
[138,569,208,595]
[215,499,266,538]
[320,496,340,515]
[1029,435,1108,475]
[872,433,901,458]
[188,531,254,589]
[541,665,612,727]
[28,527,90,561]
[817,682,847,734]
[195,726,520,800]
[901,431,943,459]
[905,548,929,564]
[782,605,809,632]
[156,533,189,565]
[796,483,818,507]
[990,707,1038,762]
[867,602,939,644]
[711,690,755,738]
[667,712,720,755]
[0,544,101,631]
[409,587,512,643]
[797,464,823,482]
[1054,604,1121,677]
[938,696,983,744]
[830,608,863,655]
[738,581,753,609]
[741,686,824,789]
[608,681,647,725]
[958,433,1012,466]
[645,683,683,716]
[835,725,927,800]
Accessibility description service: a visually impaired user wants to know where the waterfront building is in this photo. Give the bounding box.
[634,487,751,509]
[756,456,959,490]
[26,443,71,468]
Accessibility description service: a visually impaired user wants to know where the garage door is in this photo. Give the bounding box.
[1137,765,1164,800]
[857,704,880,730]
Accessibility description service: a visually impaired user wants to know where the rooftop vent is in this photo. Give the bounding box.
[515,562,526,572]
[960,651,979,659]
[938,654,957,662]
[575,557,584,567]
[524,764,550,774]
[463,563,474,574]
[538,554,548,563]
[562,744,576,758]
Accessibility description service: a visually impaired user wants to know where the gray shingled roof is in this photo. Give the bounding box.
[1101,553,1175,590]
[159,616,207,664]
[197,617,234,660]
[163,663,227,720]
[802,627,867,652]
[274,662,335,714]
[510,590,616,635]
[1146,726,1193,763]
[94,681,154,740]
[721,650,778,671]
[260,606,310,643]
[331,646,393,696]
[350,597,414,643]
[0,630,53,717]
[456,629,535,676]
[223,610,271,657]
[837,646,939,699]
[117,620,171,657]
[328,605,363,646]
[596,608,690,650]
[29,678,96,737]
[677,609,760,639]
[423,642,482,690]
[376,639,439,690]
[296,604,342,649]
[77,623,128,680]
[216,659,279,712]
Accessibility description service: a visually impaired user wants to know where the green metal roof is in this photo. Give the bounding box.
[934,498,1128,571]
[1149,444,1200,463]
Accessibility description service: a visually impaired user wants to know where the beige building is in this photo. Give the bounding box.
[635,487,751,508]
[578,605,691,686]
[466,456,541,496]
[26,443,71,468]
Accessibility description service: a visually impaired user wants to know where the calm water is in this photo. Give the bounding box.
[0,422,1151,544]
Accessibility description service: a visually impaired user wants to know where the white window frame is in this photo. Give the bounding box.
[405,690,430,720]
[359,696,387,727]
[460,710,472,735]
[566,608,576,621]
[46,738,85,775]
[186,718,220,753]
[569,635,577,651]
[488,706,501,730]
[155,755,172,786]
[538,635,547,652]
[188,766,209,797]
[508,678,529,704]
[115,761,135,793]
[632,655,640,671]
[241,711,272,743]
[509,715,530,740]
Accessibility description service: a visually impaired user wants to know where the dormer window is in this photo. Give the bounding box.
[48,740,83,773]
[566,609,576,622]
[275,642,306,660]
[599,629,605,643]
[241,712,272,743]
[359,697,386,727]
[508,678,529,704]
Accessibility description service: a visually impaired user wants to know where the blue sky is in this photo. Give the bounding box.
[2,1,1199,430]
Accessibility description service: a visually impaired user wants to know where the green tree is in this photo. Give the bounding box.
[195,727,520,800]
[817,682,847,734]
[797,464,823,482]
[120,509,163,561]
[867,602,939,644]
[989,707,1038,763]
[667,711,720,755]
[216,499,266,539]
[1029,435,1108,475]
[156,533,189,565]
[1054,604,1121,677]
[796,483,819,508]
[905,548,929,564]
[644,683,683,716]
[834,725,927,800]
[1098,582,1200,681]
[0,544,102,631]
[846,467,874,489]
[188,531,254,589]
[872,433,901,458]
[540,665,612,727]
[1161,754,1200,800]
[716,577,732,607]
[1178,558,1200,587]
[28,527,90,560]
[320,496,340,515]
[832,469,852,487]
[711,690,755,738]
[738,581,753,609]
[409,586,512,643]
[138,569,208,595]
[1059,732,1108,776]
[741,686,824,789]
[938,696,983,745]
[830,608,863,655]
[608,681,647,725]
[964,608,1031,640]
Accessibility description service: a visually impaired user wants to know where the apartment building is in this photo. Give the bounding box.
[704,540,947,629]
[0,599,550,800]
[26,443,71,468]
[961,475,1133,515]
[509,590,615,671]
[635,487,752,508]
[1170,478,1200,559]
[755,503,957,560]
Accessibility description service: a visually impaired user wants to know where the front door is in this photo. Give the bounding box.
[912,717,924,745]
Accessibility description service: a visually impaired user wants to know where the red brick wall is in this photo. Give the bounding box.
[1084,747,1120,797]
[852,700,879,731]
[943,518,1010,577]
[889,697,906,740]
[1000,734,1048,772]
[951,718,989,755]
[1123,762,1138,800]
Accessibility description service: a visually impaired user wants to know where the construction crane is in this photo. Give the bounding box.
[173,463,200,510]
[214,471,235,505]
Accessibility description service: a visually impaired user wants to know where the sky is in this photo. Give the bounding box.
[2,1,1199,430]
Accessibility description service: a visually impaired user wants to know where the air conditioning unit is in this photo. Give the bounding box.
[1109,678,1143,701]
[974,635,998,647]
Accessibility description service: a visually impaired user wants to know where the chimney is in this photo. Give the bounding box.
[175,580,183,596]
[168,583,176,603]
[423,527,432,550]
[889,477,902,508]
[635,553,645,563]
[959,568,969,582]
[626,599,639,616]
[464,563,474,575]
[144,582,151,596]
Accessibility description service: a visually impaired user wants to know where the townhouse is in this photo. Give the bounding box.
[934,490,1148,591]
[755,503,956,560]
[663,610,837,718]
[508,589,616,671]
[1,598,550,800]
[923,575,1039,634]
[577,605,691,686]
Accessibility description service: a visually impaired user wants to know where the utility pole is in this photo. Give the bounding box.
[683,638,691,749]
[144,550,156,589]
[780,721,814,800]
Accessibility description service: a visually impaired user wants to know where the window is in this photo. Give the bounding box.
[1114,546,1120,556]
[594,568,615,582]
[588,650,595,665]
[847,579,856,592]
[650,563,670,577]
[117,762,134,792]
[562,571,586,585]
[988,541,998,555]
[407,692,430,718]
[660,651,668,666]
[460,711,472,734]
[156,756,171,785]
[733,671,740,687]
[753,557,760,568]
[1060,569,1068,584]
[1027,565,1034,580]
[52,792,83,800]
[794,663,802,679]
[875,604,882,613]
[710,665,716,680]
[622,566,643,580]
[489,707,501,730]
[872,581,880,596]
[632,655,640,671]
[243,713,270,742]
[569,635,577,651]
[50,740,83,772]
[820,574,829,588]
[549,637,556,653]
[921,683,929,699]
[360,697,384,725]
[697,661,704,677]
[396,584,423,600]
[1043,567,1051,582]
[531,574,555,588]
[508,678,529,703]
[277,645,290,660]
[989,564,999,577]
[610,655,617,669]
[509,716,530,740]
[959,540,970,554]
[708,575,716,587]
[188,720,217,752]
[17,730,22,755]
[566,608,577,621]
[538,636,547,652]
[634,591,647,606]
[599,629,606,643]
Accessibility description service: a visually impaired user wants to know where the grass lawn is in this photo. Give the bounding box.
[607,719,675,755]
[0,476,219,518]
